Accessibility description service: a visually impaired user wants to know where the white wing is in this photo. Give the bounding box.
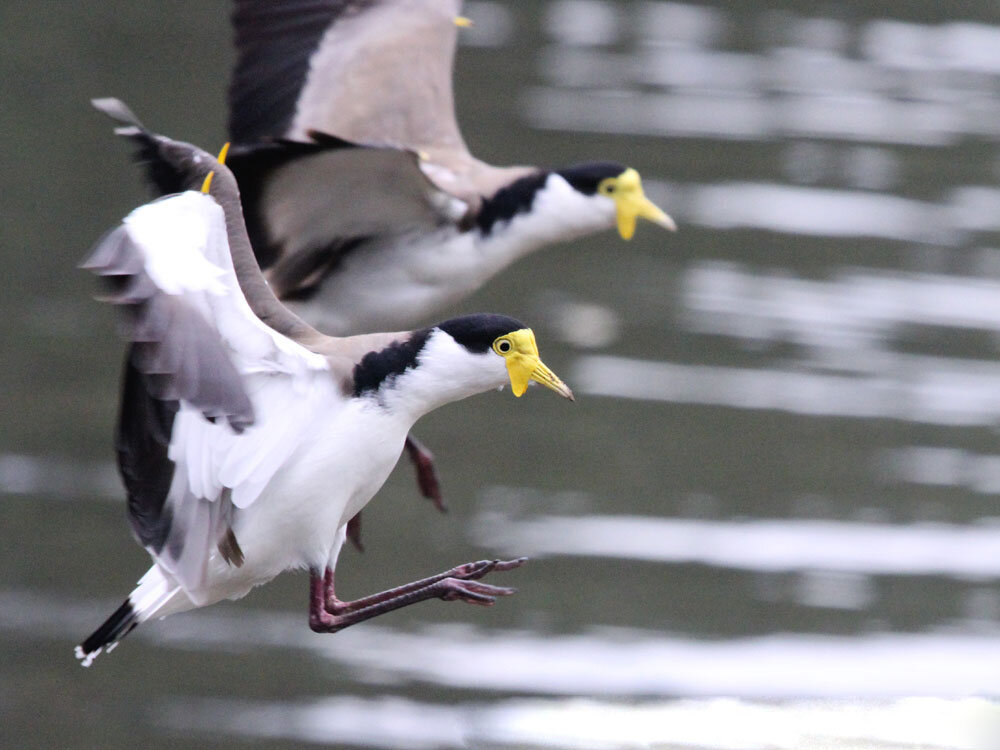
[122,191,328,375]
[86,191,333,591]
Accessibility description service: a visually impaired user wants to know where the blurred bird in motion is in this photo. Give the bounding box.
[227,0,675,333]
[211,0,676,512]
[76,100,574,667]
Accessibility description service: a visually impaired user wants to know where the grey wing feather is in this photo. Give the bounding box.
[115,356,239,585]
[230,140,465,298]
[83,225,255,432]
[229,0,466,151]
[88,226,253,584]
[258,146,458,246]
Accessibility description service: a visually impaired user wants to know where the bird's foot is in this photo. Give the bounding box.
[404,434,446,512]
[434,578,516,605]
[445,557,527,581]
[309,558,527,633]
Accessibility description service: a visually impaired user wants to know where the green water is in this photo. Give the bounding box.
[3,2,1000,748]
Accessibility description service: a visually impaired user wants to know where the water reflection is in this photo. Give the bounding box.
[160,695,997,750]
[0,452,118,499]
[678,182,943,240]
[7,0,1000,748]
[682,263,1000,346]
[573,353,1000,425]
[529,4,1000,144]
[475,508,1000,578]
[883,446,1000,495]
[6,588,1000,697]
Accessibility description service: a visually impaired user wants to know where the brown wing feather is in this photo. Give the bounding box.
[230,0,467,153]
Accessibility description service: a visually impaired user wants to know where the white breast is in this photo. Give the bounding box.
[288,175,617,335]
[256,399,406,558]
[188,395,411,604]
[293,228,486,334]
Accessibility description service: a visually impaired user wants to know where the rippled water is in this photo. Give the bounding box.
[4,1,1000,748]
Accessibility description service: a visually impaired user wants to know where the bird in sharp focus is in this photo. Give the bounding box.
[220,0,675,515]
[76,98,574,667]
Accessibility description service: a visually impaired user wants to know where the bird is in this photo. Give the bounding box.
[227,0,676,335]
[220,0,675,511]
[75,99,574,667]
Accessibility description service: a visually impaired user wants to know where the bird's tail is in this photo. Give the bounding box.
[75,567,185,667]
[74,598,139,667]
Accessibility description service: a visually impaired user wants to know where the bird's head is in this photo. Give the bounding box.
[557,162,676,240]
[434,314,574,401]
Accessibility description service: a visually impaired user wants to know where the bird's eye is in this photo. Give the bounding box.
[598,178,617,195]
[494,339,513,354]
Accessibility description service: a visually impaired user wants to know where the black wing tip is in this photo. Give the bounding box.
[75,597,139,667]
[91,96,215,196]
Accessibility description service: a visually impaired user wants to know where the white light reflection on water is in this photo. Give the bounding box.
[572,354,1000,426]
[682,262,1000,349]
[525,73,1000,145]
[644,180,1000,241]
[153,625,1000,697]
[160,695,997,750]
[476,511,1000,579]
[529,5,1000,145]
[681,182,945,241]
[0,452,118,499]
[6,589,1000,697]
[883,446,1000,495]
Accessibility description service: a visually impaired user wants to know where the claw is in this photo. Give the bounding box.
[439,578,517,605]
[452,557,528,581]
[491,557,528,573]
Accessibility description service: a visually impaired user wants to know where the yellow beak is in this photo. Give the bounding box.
[613,168,677,240]
[503,329,575,400]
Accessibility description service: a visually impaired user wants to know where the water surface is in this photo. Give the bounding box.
[3,1,1000,748]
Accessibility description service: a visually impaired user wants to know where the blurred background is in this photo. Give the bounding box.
[3,1,1000,748]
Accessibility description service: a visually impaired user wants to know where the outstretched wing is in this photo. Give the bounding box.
[229,0,467,153]
[85,191,332,591]
[227,138,469,297]
[84,194,257,432]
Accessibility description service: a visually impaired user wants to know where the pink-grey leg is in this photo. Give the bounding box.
[345,434,446,554]
[308,558,527,633]
[404,434,446,513]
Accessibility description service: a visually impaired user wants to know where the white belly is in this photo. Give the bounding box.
[190,398,409,604]
[290,229,506,334]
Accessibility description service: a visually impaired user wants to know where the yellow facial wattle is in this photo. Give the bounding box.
[493,329,574,400]
[598,167,677,240]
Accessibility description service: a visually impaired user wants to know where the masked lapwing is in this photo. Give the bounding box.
[218,0,673,513]
[227,0,675,333]
[76,99,574,666]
